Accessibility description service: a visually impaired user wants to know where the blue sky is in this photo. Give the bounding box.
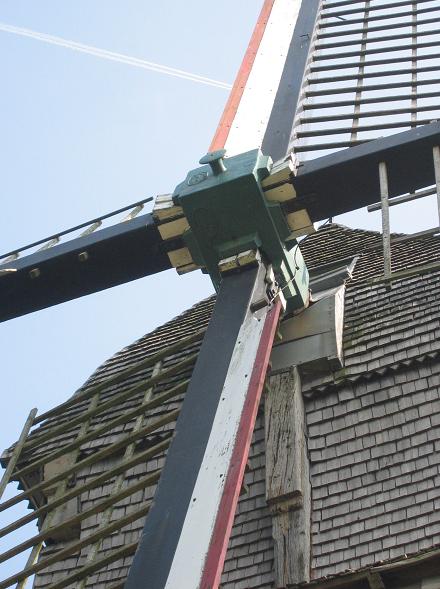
[1,0,439,578]
[0,0,263,576]
[0,0,262,439]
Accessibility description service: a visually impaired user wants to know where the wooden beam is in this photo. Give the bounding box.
[265,367,311,587]
[367,572,386,589]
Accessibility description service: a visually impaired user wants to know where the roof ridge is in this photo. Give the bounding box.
[315,221,440,241]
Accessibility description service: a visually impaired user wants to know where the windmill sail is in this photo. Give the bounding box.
[2,1,440,589]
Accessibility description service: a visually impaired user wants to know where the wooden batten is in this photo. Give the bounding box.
[265,367,311,587]
[167,247,194,268]
[176,263,200,275]
[262,156,297,203]
[262,154,297,188]
[157,217,189,241]
[286,209,315,238]
[152,194,183,221]
[264,183,297,203]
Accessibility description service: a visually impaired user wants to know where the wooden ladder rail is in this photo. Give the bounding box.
[77,359,164,589]
[0,408,38,500]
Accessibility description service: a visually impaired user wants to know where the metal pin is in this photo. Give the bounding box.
[199,149,227,175]
[379,161,392,283]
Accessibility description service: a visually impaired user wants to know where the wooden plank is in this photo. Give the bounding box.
[1,410,178,519]
[209,0,276,152]
[32,328,204,425]
[265,366,311,586]
[0,504,151,588]
[77,360,163,589]
[9,379,187,487]
[265,368,304,503]
[0,439,169,543]
[157,217,189,241]
[199,299,282,589]
[126,265,281,589]
[0,408,37,500]
[20,351,197,457]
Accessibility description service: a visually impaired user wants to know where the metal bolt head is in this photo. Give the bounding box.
[187,171,208,187]
[29,268,40,279]
[78,251,89,262]
[199,149,227,175]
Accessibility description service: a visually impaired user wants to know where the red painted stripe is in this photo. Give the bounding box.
[200,300,283,589]
[209,0,276,152]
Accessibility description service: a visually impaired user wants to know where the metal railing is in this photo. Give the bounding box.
[0,197,154,266]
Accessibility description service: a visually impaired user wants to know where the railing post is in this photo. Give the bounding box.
[433,146,440,226]
[379,161,391,282]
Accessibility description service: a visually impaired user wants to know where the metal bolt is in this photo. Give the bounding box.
[199,149,227,175]
[78,251,89,262]
[29,268,40,279]
[250,297,269,313]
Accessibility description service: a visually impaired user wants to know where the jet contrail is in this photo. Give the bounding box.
[0,22,232,90]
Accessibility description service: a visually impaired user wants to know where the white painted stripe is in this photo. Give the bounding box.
[224,0,302,156]
[164,300,268,589]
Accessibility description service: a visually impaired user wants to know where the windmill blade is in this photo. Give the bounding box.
[210,0,320,161]
[0,205,177,323]
[127,261,283,589]
[210,0,440,172]
[289,121,440,222]
[128,3,440,587]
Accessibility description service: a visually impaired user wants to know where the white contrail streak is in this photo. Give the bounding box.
[0,22,232,90]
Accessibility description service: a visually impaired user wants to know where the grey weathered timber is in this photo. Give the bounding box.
[22,352,196,453]
[77,360,164,589]
[0,408,37,500]
[433,145,440,224]
[379,161,392,280]
[271,286,345,375]
[4,410,177,513]
[11,377,188,482]
[265,367,311,586]
[0,504,151,589]
[367,571,386,589]
[0,438,168,541]
[32,327,204,425]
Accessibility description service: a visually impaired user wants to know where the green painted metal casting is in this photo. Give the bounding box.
[173,149,309,312]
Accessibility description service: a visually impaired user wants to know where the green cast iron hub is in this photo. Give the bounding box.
[173,148,309,312]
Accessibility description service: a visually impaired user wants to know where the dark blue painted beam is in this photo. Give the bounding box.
[126,263,281,589]
[262,0,321,162]
[0,214,175,322]
[288,122,440,221]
